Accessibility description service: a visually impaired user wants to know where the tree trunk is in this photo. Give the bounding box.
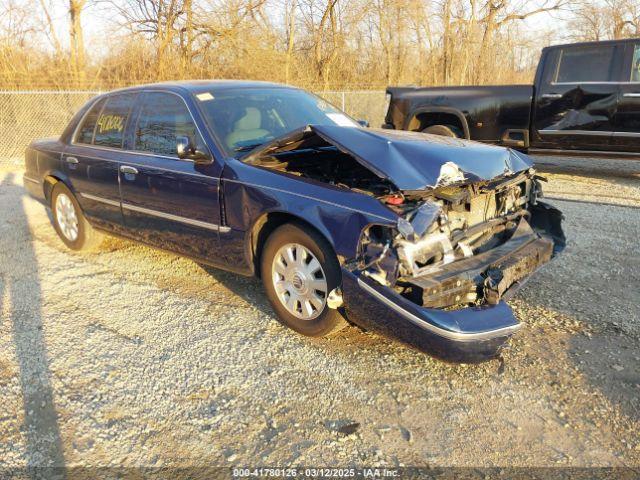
[69,0,86,84]
[441,0,452,84]
[181,0,193,75]
[314,0,339,88]
[460,0,478,85]
[285,0,297,84]
[476,1,499,84]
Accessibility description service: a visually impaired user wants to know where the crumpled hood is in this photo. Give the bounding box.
[244,125,533,191]
[309,125,533,190]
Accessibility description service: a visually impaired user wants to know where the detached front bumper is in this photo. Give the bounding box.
[342,269,520,363]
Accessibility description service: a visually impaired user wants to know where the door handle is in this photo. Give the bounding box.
[120,166,139,175]
[65,156,78,164]
[541,93,563,99]
[622,93,640,98]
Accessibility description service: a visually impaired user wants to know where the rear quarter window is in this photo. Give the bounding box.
[93,93,137,148]
[74,98,106,145]
[555,45,616,83]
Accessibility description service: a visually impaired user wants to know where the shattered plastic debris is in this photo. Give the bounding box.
[436,162,466,187]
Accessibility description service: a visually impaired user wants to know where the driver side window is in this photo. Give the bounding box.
[134,92,206,157]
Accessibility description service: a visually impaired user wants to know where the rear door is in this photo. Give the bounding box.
[532,43,623,151]
[63,93,137,231]
[611,42,640,151]
[117,91,225,261]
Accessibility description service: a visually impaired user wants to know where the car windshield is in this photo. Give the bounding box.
[192,87,359,157]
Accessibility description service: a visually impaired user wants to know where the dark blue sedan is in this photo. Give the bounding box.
[23,81,565,362]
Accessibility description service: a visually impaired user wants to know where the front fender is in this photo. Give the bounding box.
[222,159,397,261]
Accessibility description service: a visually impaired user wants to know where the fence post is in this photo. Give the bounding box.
[341,91,345,112]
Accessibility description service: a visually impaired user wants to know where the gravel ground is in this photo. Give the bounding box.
[532,154,640,179]
[0,161,639,472]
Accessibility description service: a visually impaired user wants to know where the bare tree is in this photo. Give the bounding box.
[284,0,297,83]
[300,0,342,89]
[39,0,63,56]
[2,0,610,90]
[475,0,566,83]
[569,0,640,41]
[69,0,88,81]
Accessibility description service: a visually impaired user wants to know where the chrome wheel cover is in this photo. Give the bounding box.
[55,193,79,242]
[271,243,328,320]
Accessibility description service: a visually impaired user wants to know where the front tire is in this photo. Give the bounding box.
[50,182,103,251]
[422,124,459,137]
[260,223,348,337]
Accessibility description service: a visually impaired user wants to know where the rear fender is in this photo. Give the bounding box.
[42,169,75,202]
[405,107,471,139]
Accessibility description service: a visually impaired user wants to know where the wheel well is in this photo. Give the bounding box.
[43,175,61,202]
[249,212,332,278]
[408,112,465,137]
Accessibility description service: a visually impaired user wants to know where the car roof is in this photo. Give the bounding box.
[544,38,639,51]
[104,80,299,96]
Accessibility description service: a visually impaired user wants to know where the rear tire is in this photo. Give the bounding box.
[422,124,459,137]
[260,223,348,337]
[51,182,103,251]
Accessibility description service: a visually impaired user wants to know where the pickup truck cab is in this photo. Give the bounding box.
[384,39,640,156]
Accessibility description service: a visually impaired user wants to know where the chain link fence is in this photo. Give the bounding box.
[0,91,101,165]
[0,90,386,166]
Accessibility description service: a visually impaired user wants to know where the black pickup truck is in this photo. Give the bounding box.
[384,39,640,156]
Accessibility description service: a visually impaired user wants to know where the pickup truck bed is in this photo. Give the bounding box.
[384,85,534,147]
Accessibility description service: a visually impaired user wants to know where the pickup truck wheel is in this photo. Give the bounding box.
[50,182,103,251]
[260,223,348,337]
[422,124,459,137]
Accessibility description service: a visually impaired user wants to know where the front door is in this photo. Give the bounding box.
[63,93,137,232]
[532,43,623,151]
[117,91,224,261]
[611,42,640,151]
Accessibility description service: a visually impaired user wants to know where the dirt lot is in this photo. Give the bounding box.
[0,158,639,471]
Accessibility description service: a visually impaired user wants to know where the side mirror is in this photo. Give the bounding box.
[176,136,212,165]
[357,119,370,128]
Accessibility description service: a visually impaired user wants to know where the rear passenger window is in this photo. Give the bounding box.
[93,93,137,148]
[555,45,616,83]
[74,98,106,144]
[134,92,205,157]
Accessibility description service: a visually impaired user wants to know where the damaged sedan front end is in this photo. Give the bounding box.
[346,173,564,361]
[357,169,562,309]
[245,125,565,362]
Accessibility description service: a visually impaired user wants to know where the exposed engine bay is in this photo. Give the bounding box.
[355,170,564,310]
[249,146,397,198]
[247,141,565,312]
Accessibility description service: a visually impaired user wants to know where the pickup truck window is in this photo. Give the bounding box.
[93,93,137,149]
[134,92,205,157]
[631,44,640,82]
[555,45,615,83]
[74,97,106,145]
